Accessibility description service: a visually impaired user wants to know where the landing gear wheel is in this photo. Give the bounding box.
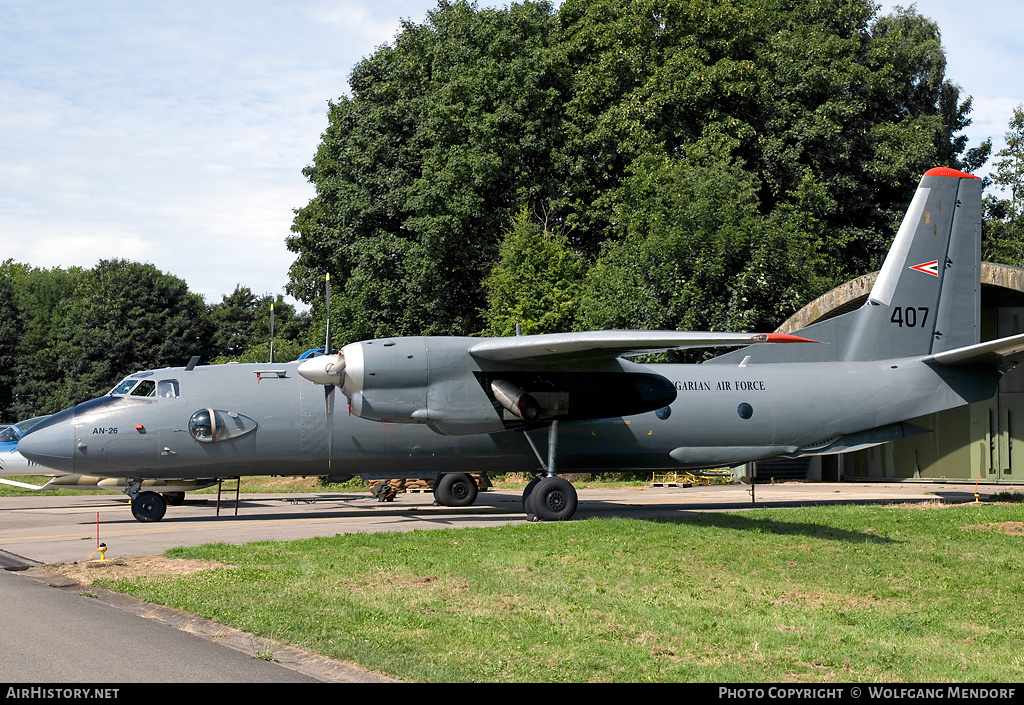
[163,492,185,506]
[131,491,167,522]
[434,473,478,507]
[522,476,541,518]
[524,476,577,521]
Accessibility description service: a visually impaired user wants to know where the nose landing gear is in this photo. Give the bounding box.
[130,491,167,522]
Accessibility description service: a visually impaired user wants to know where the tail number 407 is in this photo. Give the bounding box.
[890,306,929,328]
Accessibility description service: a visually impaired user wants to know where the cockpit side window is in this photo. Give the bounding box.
[130,380,156,397]
[157,379,179,398]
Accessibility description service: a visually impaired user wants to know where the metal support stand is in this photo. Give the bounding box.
[217,476,240,516]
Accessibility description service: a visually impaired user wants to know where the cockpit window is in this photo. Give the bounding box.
[110,377,175,398]
[110,379,141,396]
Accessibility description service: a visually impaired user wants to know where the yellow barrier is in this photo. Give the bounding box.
[652,470,735,486]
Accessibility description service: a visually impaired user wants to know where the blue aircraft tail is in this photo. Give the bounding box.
[710,167,983,365]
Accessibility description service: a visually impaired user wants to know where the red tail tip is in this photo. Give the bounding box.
[924,167,980,179]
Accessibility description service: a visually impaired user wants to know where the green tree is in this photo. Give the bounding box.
[290,0,986,340]
[557,0,986,279]
[577,148,824,336]
[481,208,587,336]
[3,263,85,419]
[36,260,212,413]
[209,287,311,364]
[0,266,21,421]
[982,105,1024,265]
[288,0,565,341]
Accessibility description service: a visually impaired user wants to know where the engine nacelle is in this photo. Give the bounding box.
[341,337,505,435]
[336,336,678,436]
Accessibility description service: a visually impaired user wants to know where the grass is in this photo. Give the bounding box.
[90,502,1024,683]
[0,474,366,497]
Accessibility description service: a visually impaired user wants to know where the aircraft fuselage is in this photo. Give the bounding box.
[18,356,997,482]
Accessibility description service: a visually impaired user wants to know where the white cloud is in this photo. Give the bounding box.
[1,0,444,307]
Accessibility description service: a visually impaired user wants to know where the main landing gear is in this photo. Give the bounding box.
[433,472,479,507]
[521,420,579,522]
[522,474,578,521]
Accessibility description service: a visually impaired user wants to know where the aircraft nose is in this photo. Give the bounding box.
[18,420,75,473]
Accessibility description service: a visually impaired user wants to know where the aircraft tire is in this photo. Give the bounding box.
[163,492,185,506]
[131,491,167,522]
[526,476,577,521]
[435,473,478,507]
[521,476,541,517]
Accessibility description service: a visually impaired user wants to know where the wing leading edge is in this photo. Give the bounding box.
[468,331,818,364]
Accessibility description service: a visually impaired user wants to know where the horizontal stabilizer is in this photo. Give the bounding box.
[790,422,931,456]
[469,330,816,363]
[923,332,1024,367]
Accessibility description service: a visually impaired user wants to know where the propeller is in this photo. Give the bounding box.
[295,273,348,473]
[323,274,336,473]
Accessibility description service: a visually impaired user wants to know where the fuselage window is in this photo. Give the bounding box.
[188,409,219,442]
[157,379,179,398]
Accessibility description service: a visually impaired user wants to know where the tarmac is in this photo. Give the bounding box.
[0,479,1011,566]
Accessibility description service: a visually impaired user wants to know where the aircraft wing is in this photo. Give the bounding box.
[468,330,817,363]
[924,332,1024,367]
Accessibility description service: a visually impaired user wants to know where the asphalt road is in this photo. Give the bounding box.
[0,480,1009,684]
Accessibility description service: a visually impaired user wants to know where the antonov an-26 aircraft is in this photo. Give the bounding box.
[17,167,1024,522]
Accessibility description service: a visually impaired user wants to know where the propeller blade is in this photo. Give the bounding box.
[325,384,334,472]
[324,272,332,356]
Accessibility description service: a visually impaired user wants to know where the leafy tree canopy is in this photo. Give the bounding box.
[0,262,312,420]
[289,0,989,341]
[982,105,1024,265]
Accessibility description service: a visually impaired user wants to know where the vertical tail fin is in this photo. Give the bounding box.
[842,167,982,360]
[707,168,983,366]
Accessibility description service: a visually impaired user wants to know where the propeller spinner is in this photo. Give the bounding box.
[298,353,346,387]
[298,273,347,387]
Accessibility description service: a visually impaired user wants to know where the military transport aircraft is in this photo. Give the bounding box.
[0,416,51,487]
[18,167,1024,523]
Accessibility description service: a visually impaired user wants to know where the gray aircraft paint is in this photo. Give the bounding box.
[17,168,1024,520]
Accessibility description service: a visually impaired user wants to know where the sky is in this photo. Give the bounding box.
[2,1,1022,309]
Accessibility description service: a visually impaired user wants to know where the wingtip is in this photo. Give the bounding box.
[749,333,821,344]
